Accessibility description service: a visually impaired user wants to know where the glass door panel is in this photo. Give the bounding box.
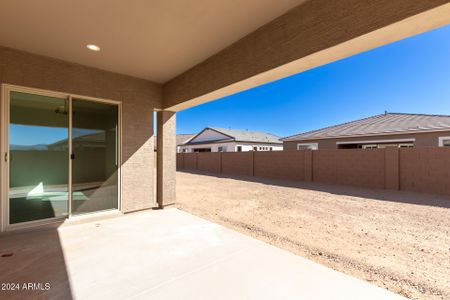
[71,99,118,215]
[9,91,69,224]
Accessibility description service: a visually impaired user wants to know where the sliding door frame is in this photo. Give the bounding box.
[69,95,122,218]
[0,84,122,232]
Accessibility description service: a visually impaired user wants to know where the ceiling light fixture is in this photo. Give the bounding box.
[86,44,101,51]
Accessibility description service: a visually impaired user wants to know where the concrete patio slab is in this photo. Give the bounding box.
[0,208,405,300]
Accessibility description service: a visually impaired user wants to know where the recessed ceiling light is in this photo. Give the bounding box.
[86,44,100,51]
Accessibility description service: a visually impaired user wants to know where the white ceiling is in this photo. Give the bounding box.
[0,0,305,83]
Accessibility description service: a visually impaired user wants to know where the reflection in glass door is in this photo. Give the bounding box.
[9,91,69,224]
[71,99,119,215]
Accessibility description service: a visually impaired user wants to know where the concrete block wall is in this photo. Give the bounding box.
[183,153,198,170]
[304,150,313,182]
[254,151,305,181]
[221,152,254,176]
[400,148,450,195]
[176,153,184,169]
[197,152,221,173]
[313,149,385,189]
[177,148,450,196]
[384,148,400,190]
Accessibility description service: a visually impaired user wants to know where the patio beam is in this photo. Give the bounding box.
[163,0,450,111]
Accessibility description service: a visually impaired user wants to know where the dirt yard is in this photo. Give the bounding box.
[175,171,450,300]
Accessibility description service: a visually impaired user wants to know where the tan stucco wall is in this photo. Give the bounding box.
[283,131,450,150]
[163,0,450,110]
[0,46,162,216]
[157,111,176,207]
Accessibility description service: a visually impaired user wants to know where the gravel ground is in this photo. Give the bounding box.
[175,171,450,300]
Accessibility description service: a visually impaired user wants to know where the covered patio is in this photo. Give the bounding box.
[1,0,450,298]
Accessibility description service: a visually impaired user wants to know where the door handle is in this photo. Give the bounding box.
[4,152,7,162]
[70,153,75,160]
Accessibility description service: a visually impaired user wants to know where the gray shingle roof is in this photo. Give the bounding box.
[212,128,281,143]
[187,127,282,144]
[282,113,450,141]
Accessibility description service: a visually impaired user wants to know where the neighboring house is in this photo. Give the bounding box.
[179,127,283,152]
[176,134,195,153]
[154,134,195,152]
[282,113,450,150]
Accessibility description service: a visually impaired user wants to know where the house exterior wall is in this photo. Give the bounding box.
[0,46,162,220]
[179,142,282,152]
[237,143,283,152]
[283,131,450,150]
[180,142,236,153]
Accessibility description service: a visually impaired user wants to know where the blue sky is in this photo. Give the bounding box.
[10,125,103,146]
[177,24,450,137]
[10,125,68,145]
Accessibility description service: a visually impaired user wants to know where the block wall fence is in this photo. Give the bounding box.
[176,148,450,196]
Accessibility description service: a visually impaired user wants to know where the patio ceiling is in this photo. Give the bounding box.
[0,0,304,83]
[1,1,449,112]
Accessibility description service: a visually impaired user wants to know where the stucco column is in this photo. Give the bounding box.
[157,111,176,207]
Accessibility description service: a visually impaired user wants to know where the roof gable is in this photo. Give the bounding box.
[186,128,234,144]
[185,127,282,145]
[211,127,281,143]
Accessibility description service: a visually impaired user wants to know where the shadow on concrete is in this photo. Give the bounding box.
[178,169,450,209]
[0,226,73,299]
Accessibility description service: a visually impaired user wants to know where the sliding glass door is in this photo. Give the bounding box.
[71,99,119,215]
[9,91,69,224]
[4,86,120,227]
